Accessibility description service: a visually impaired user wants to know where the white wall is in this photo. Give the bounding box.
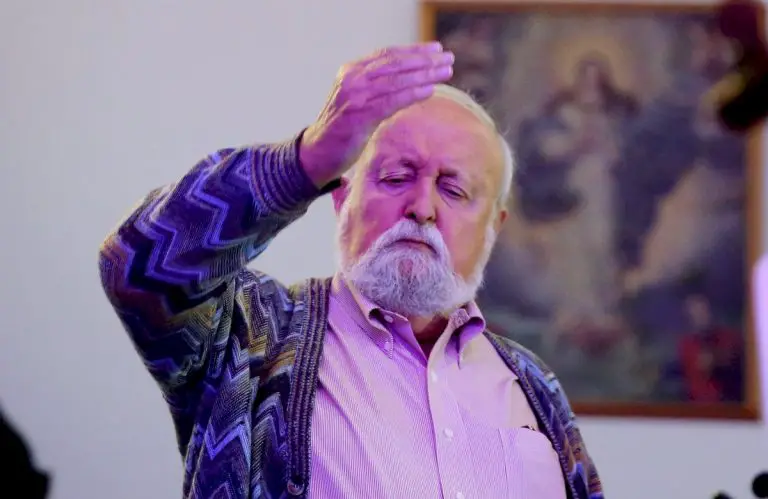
[1,1,766,498]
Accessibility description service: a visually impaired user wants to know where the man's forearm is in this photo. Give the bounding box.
[98,132,321,329]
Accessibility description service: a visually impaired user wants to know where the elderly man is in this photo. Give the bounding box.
[99,43,602,499]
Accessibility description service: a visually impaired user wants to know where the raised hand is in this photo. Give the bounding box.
[299,42,455,188]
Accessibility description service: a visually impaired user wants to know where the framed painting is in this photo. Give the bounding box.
[421,0,763,419]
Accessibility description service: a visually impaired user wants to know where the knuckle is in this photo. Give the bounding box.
[335,80,352,101]
[374,47,394,59]
[420,53,435,66]
[428,67,445,81]
[335,87,360,113]
[384,72,412,90]
[337,63,355,80]
[338,73,354,91]
[401,72,419,88]
[337,69,362,95]
[381,73,400,89]
[347,94,369,111]
[340,84,369,111]
[385,55,404,71]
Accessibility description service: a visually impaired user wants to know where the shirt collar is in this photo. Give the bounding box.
[330,274,382,329]
[330,274,486,360]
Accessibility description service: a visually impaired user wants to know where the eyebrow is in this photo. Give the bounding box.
[371,140,484,186]
[438,166,462,179]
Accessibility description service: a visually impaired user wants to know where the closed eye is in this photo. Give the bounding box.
[382,175,409,185]
[442,185,467,199]
[377,157,417,186]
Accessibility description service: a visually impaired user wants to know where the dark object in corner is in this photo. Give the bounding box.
[753,471,768,498]
[714,0,768,131]
[0,407,50,499]
[711,471,768,498]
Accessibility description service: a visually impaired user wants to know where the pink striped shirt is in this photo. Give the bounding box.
[309,276,566,498]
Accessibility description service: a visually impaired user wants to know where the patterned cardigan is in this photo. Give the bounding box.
[98,134,604,499]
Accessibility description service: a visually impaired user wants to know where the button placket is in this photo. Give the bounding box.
[428,363,475,499]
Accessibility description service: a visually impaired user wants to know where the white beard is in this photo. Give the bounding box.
[336,205,497,318]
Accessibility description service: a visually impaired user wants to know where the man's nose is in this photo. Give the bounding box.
[404,183,437,225]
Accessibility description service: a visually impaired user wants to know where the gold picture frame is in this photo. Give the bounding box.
[422,0,763,420]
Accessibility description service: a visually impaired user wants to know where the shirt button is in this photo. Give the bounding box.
[383,315,394,323]
[443,428,454,439]
[456,492,465,499]
[429,370,438,382]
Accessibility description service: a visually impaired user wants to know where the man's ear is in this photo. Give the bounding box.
[331,176,350,214]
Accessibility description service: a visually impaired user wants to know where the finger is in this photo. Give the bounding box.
[358,42,444,65]
[366,51,455,78]
[366,64,453,98]
[366,84,436,120]
[338,51,452,107]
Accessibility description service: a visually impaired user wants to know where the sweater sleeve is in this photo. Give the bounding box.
[98,133,332,397]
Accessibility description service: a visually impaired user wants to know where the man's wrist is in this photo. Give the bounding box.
[254,132,323,214]
[298,127,338,190]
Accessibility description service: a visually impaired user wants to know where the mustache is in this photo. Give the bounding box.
[373,220,449,261]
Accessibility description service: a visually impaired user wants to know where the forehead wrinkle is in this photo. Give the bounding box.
[363,98,504,192]
[374,121,422,156]
[376,121,487,165]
